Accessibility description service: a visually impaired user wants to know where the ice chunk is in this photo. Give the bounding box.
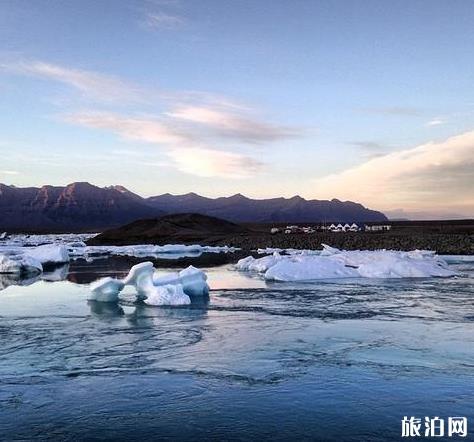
[88,261,209,305]
[178,265,209,296]
[153,271,181,286]
[236,246,457,281]
[0,253,43,275]
[236,252,282,273]
[265,255,359,281]
[144,283,191,306]
[122,261,155,286]
[27,244,70,265]
[152,265,209,296]
[89,277,125,302]
[68,243,239,260]
[320,244,341,256]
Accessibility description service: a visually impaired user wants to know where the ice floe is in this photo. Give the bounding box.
[26,244,70,265]
[68,244,238,260]
[0,233,97,247]
[1,234,238,262]
[0,244,70,276]
[236,245,457,281]
[0,253,43,275]
[0,237,237,278]
[88,262,209,306]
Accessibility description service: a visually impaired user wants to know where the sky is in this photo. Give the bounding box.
[0,0,473,219]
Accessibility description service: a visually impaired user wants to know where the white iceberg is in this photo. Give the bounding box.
[236,245,457,281]
[89,277,126,302]
[68,243,238,260]
[0,244,69,275]
[26,244,70,265]
[235,252,283,273]
[144,284,190,306]
[0,253,43,275]
[265,256,359,281]
[88,261,208,305]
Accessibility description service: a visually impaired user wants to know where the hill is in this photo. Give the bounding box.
[88,213,250,245]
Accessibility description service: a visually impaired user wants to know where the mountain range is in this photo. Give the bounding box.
[0,182,387,232]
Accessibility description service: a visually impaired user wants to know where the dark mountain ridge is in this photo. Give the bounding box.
[0,182,161,232]
[0,182,387,232]
[146,192,387,223]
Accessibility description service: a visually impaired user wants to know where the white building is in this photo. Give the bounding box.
[365,224,392,232]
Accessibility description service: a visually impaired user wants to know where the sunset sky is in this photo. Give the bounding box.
[0,0,473,218]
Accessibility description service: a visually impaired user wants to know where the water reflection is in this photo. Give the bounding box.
[0,264,70,291]
[88,300,125,318]
[89,296,210,323]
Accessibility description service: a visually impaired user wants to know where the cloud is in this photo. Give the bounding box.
[426,118,445,127]
[144,12,185,29]
[167,105,296,143]
[312,131,474,217]
[66,112,188,145]
[66,111,264,178]
[1,60,144,103]
[349,141,391,159]
[362,106,421,116]
[168,147,263,178]
[4,59,297,179]
[0,170,19,175]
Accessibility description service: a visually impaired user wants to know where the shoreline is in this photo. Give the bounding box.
[213,232,474,255]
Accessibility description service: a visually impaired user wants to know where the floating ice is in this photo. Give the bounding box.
[0,253,43,275]
[144,284,190,306]
[89,277,125,302]
[235,252,284,273]
[26,244,70,265]
[176,265,209,296]
[87,261,208,305]
[236,245,457,281]
[68,243,238,260]
[256,247,320,256]
[0,244,69,275]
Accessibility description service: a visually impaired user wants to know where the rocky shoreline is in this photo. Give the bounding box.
[88,214,474,255]
[212,232,474,255]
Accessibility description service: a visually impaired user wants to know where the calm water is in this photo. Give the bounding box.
[0,259,473,441]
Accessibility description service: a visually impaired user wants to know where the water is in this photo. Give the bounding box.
[0,260,473,441]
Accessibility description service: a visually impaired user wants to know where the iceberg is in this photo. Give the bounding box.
[88,261,208,305]
[236,245,457,281]
[144,284,190,306]
[0,244,69,275]
[0,253,43,275]
[68,243,238,260]
[90,277,126,302]
[26,244,70,265]
[235,252,283,273]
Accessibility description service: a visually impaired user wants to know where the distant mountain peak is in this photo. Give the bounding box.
[109,185,130,193]
[228,193,248,200]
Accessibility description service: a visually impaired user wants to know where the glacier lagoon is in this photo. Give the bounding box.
[0,254,473,441]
